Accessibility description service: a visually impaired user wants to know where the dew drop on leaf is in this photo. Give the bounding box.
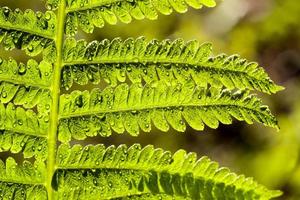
[18,119,23,125]
[45,12,52,20]
[18,63,27,75]
[2,91,7,98]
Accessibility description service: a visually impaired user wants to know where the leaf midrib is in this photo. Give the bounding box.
[58,103,268,120]
[46,1,66,200]
[0,23,54,40]
[0,78,50,89]
[62,60,269,83]
[0,178,44,186]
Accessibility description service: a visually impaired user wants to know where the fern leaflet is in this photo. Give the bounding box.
[54,143,282,199]
[0,157,47,199]
[58,81,278,142]
[0,7,57,62]
[62,37,283,94]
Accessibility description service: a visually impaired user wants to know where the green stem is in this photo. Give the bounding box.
[46,1,66,199]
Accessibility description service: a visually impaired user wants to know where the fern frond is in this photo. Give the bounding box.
[0,2,283,199]
[0,7,56,39]
[0,157,47,199]
[0,103,48,137]
[62,0,216,35]
[0,58,52,116]
[58,81,277,142]
[0,62,50,159]
[54,143,282,200]
[0,7,56,62]
[0,58,53,89]
[0,83,51,113]
[0,131,47,160]
[62,38,283,94]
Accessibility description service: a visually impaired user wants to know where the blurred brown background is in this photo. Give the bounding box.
[1,0,300,199]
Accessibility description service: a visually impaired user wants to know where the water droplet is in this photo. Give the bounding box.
[131,110,137,114]
[17,119,23,125]
[45,3,52,10]
[3,7,10,18]
[45,12,52,20]
[260,105,268,111]
[70,31,75,37]
[15,8,20,14]
[126,66,132,72]
[36,11,42,19]
[18,63,26,75]
[108,182,113,187]
[45,104,50,110]
[133,58,139,63]
[2,92,7,98]
[27,45,34,52]
[75,95,84,107]
[37,145,42,151]
[44,116,49,122]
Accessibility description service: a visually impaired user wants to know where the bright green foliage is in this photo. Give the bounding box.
[0,131,47,160]
[0,7,57,62]
[58,81,278,142]
[0,103,48,137]
[54,143,282,199]
[0,58,51,161]
[47,0,217,35]
[62,37,283,94]
[0,157,47,199]
[0,58,53,89]
[0,0,283,199]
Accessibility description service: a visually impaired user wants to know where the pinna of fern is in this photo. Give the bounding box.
[0,0,284,199]
[58,80,279,142]
[62,37,283,94]
[0,144,282,200]
[52,143,282,200]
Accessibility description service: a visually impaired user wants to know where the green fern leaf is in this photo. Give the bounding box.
[0,157,47,199]
[0,103,48,137]
[0,57,51,161]
[0,7,56,62]
[58,81,278,142]
[57,0,216,35]
[0,102,49,161]
[0,58,53,117]
[0,1,283,199]
[0,58,53,89]
[54,143,282,199]
[62,37,283,94]
[0,131,47,160]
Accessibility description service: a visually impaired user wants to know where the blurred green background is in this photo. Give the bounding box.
[1,0,300,199]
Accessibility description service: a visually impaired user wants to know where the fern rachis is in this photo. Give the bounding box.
[0,0,283,199]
